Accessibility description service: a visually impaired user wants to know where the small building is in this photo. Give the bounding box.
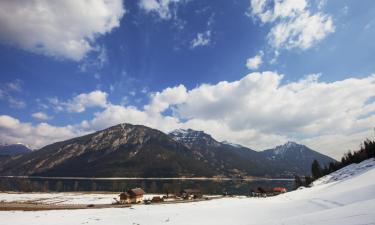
[273,187,287,193]
[180,189,202,200]
[119,188,145,204]
[151,196,163,203]
[250,187,287,197]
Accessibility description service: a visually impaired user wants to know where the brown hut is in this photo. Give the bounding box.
[119,188,145,204]
[151,196,163,203]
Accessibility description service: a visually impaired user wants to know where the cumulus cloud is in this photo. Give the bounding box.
[250,0,335,50]
[32,112,52,121]
[2,72,375,158]
[246,51,264,70]
[139,0,182,20]
[190,31,212,49]
[145,85,188,114]
[49,90,108,113]
[0,115,80,149]
[0,0,125,60]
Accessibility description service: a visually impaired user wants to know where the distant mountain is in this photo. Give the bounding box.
[260,141,335,176]
[0,144,32,156]
[168,129,336,177]
[0,124,336,178]
[0,124,217,177]
[169,129,272,177]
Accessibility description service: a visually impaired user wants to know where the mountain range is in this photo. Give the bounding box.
[0,144,32,156]
[0,123,335,178]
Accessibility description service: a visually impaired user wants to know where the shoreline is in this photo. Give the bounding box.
[0,176,294,181]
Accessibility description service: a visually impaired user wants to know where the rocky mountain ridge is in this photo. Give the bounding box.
[0,124,336,178]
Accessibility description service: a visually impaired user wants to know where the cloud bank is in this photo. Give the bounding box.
[1,72,375,159]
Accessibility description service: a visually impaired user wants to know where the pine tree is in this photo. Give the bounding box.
[311,160,323,179]
[294,175,303,189]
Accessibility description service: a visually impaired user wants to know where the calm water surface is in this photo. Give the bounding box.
[0,177,294,195]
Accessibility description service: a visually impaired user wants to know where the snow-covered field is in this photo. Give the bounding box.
[0,158,374,225]
[0,192,162,205]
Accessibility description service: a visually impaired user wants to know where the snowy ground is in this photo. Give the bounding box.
[0,192,162,205]
[0,158,374,225]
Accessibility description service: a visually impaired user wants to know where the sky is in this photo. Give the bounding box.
[0,0,375,159]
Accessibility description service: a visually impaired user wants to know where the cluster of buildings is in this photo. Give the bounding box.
[118,186,288,204]
[250,187,287,197]
[118,188,203,205]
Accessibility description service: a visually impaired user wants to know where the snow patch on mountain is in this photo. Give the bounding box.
[169,129,206,142]
[273,141,301,155]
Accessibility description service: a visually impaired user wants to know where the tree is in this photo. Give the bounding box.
[294,175,303,189]
[311,160,323,179]
[304,176,314,186]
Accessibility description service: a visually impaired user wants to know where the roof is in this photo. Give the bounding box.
[128,188,145,196]
[119,192,130,197]
[273,187,287,192]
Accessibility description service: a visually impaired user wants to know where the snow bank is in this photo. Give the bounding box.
[0,159,374,225]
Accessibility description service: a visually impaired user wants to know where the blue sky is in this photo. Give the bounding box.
[0,0,375,159]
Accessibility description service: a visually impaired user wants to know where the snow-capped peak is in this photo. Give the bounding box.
[273,141,302,155]
[168,128,220,147]
[169,128,205,138]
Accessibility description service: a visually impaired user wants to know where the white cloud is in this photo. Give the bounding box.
[32,112,52,121]
[0,79,25,108]
[191,31,211,49]
[2,72,375,159]
[250,0,307,23]
[0,0,125,60]
[5,79,23,92]
[190,14,214,49]
[0,115,80,149]
[246,51,264,70]
[250,0,335,50]
[139,0,182,20]
[268,12,334,49]
[89,72,375,158]
[145,85,188,114]
[49,90,108,113]
[5,96,26,109]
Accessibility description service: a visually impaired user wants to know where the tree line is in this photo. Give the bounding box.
[295,137,375,189]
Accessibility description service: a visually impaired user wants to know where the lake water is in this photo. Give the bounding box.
[0,177,294,195]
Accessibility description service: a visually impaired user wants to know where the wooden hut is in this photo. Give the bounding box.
[151,196,163,203]
[119,188,145,204]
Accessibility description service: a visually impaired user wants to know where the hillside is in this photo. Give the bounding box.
[0,159,373,225]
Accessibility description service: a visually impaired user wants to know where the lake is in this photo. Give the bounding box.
[0,177,294,195]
